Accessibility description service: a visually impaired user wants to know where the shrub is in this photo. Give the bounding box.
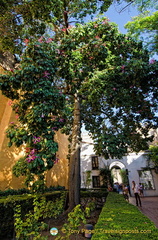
[0,191,66,239]
[14,192,66,240]
[91,192,158,239]
[80,189,108,198]
[0,185,65,197]
[0,188,29,197]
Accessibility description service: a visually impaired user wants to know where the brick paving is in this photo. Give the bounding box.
[129,196,158,228]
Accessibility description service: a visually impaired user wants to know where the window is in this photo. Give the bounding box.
[92,176,100,188]
[92,156,99,170]
[138,170,155,190]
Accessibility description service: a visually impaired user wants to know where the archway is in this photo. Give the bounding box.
[109,161,126,185]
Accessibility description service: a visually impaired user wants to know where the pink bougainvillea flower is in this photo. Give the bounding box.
[24,39,29,45]
[52,127,58,131]
[61,28,67,32]
[15,115,19,119]
[113,88,117,91]
[59,118,65,122]
[102,19,109,24]
[121,65,125,73]
[121,65,125,70]
[10,69,14,72]
[26,154,37,163]
[102,43,106,47]
[51,116,56,121]
[130,132,135,135]
[8,100,13,106]
[149,58,155,64]
[38,36,44,43]
[33,137,41,144]
[43,71,50,78]
[54,157,59,164]
[94,24,98,28]
[26,148,38,162]
[10,122,14,124]
[56,49,60,54]
[30,148,36,154]
[60,50,65,55]
[46,38,53,43]
[68,25,73,29]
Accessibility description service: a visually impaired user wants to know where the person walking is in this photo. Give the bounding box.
[138,183,144,197]
[132,181,142,207]
[123,184,129,202]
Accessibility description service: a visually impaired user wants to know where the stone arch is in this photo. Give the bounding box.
[109,161,126,170]
[109,161,126,185]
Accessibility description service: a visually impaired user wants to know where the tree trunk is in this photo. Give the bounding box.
[68,93,81,211]
[0,51,16,70]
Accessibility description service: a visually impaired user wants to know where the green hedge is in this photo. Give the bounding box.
[91,192,158,240]
[80,189,108,198]
[0,191,65,239]
[0,186,65,197]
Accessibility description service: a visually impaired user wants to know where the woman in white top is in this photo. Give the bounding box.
[132,181,142,207]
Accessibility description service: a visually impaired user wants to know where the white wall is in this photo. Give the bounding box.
[80,133,158,196]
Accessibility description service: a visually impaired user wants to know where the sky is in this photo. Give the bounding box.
[103,3,157,59]
[83,2,139,34]
[105,3,139,34]
[83,2,140,35]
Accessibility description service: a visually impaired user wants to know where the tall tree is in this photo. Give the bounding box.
[0,0,158,211]
[1,18,158,210]
[0,0,114,208]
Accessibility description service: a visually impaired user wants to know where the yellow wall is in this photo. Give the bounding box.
[46,131,69,188]
[0,66,69,190]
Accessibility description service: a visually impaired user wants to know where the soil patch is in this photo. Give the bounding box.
[42,208,101,239]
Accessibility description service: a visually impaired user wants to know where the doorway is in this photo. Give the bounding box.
[111,166,122,184]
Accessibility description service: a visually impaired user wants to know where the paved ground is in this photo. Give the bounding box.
[129,196,158,228]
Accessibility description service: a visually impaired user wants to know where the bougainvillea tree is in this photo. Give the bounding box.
[1,17,158,209]
[0,40,68,191]
[0,1,158,210]
[55,19,158,209]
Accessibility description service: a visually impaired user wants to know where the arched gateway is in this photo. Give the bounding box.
[109,161,126,184]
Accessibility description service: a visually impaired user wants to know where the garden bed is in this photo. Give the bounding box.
[91,192,158,240]
[0,189,108,239]
[42,208,102,239]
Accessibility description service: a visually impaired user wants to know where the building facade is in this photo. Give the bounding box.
[81,132,158,197]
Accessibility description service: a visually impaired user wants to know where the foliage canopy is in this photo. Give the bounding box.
[149,144,158,167]
[0,0,158,204]
[125,11,158,54]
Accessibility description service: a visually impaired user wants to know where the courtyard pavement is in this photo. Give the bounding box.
[129,196,158,228]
